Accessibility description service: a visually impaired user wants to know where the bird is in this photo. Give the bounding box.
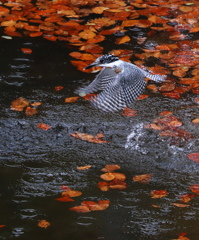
[76,54,166,112]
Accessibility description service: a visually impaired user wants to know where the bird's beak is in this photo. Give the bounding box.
[84,62,97,70]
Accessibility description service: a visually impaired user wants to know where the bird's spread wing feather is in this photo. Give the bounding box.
[76,67,117,96]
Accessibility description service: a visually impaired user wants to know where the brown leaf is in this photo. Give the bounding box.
[55,196,74,202]
[11,97,30,111]
[83,93,97,100]
[70,132,109,143]
[100,172,115,181]
[113,172,126,181]
[122,108,138,117]
[38,220,50,229]
[21,48,32,54]
[151,190,168,198]
[172,203,190,208]
[101,164,121,172]
[25,107,37,116]
[97,181,110,191]
[62,189,82,198]
[79,29,96,40]
[54,86,64,91]
[187,153,199,163]
[65,96,80,103]
[133,173,152,183]
[77,165,92,170]
[190,184,199,195]
[115,35,130,45]
[37,123,51,131]
[69,205,90,213]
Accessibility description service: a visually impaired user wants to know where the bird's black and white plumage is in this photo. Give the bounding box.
[76,54,166,112]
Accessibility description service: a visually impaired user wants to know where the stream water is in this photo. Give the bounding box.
[0,36,199,240]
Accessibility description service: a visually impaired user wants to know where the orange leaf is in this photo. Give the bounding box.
[11,97,30,111]
[83,93,97,100]
[65,96,80,103]
[69,205,90,213]
[61,189,82,198]
[115,35,130,45]
[109,180,127,190]
[172,203,189,208]
[151,190,168,198]
[0,225,6,228]
[101,164,121,172]
[187,153,199,163]
[79,29,96,40]
[21,48,32,54]
[192,119,199,124]
[77,165,92,170]
[97,181,110,191]
[162,92,181,99]
[38,220,50,229]
[122,108,137,117]
[70,132,109,143]
[113,173,126,181]
[179,194,195,203]
[100,173,115,181]
[54,86,64,91]
[25,107,37,116]
[55,196,74,202]
[137,94,149,100]
[31,102,42,106]
[37,123,51,131]
[190,185,199,195]
[132,173,152,183]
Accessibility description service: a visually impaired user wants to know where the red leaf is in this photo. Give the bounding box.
[54,86,64,91]
[55,196,74,202]
[190,185,199,195]
[0,225,6,228]
[21,48,32,54]
[187,153,199,163]
[37,123,51,131]
[122,108,138,117]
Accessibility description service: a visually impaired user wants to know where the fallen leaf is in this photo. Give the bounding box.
[101,164,121,172]
[25,107,37,116]
[179,194,196,203]
[21,48,32,54]
[151,204,161,208]
[151,190,168,198]
[77,165,92,170]
[109,180,127,190]
[137,94,149,100]
[62,189,82,198]
[0,225,6,228]
[38,220,50,229]
[100,172,115,181]
[187,153,199,163]
[190,185,199,195]
[132,173,152,183]
[65,96,80,103]
[37,123,51,131]
[172,203,190,207]
[11,97,30,111]
[113,172,126,181]
[192,119,199,124]
[54,86,64,91]
[70,132,109,143]
[69,205,90,213]
[55,196,74,202]
[97,181,110,191]
[122,108,138,117]
[83,93,97,101]
[31,102,42,106]
[115,35,130,45]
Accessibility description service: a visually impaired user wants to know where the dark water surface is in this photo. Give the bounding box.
[1,38,199,240]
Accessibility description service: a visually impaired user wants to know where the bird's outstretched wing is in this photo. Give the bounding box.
[76,67,117,96]
[92,74,146,112]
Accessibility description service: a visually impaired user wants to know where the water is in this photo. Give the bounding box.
[1,36,199,240]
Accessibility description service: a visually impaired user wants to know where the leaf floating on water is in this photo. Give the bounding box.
[25,107,37,116]
[11,97,30,111]
[65,96,80,103]
[190,184,199,195]
[54,86,64,91]
[55,196,74,202]
[150,190,168,198]
[83,93,97,101]
[69,205,90,213]
[0,225,6,228]
[187,153,199,163]
[70,132,109,144]
[101,164,121,172]
[21,48,32,54]
[100,173,115,181]
[122,108,138,117]
[38,220,50,229]
[61,189,82,198]
[132,173,152,183]
[77,165,92,170]
[172,203,190,208]
[37,123,51,131]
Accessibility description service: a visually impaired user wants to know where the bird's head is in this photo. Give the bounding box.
[85,54,120,69]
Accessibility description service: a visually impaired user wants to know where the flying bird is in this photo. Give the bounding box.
[76,54,166,112]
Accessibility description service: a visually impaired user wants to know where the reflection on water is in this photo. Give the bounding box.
[1,38,199,240]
